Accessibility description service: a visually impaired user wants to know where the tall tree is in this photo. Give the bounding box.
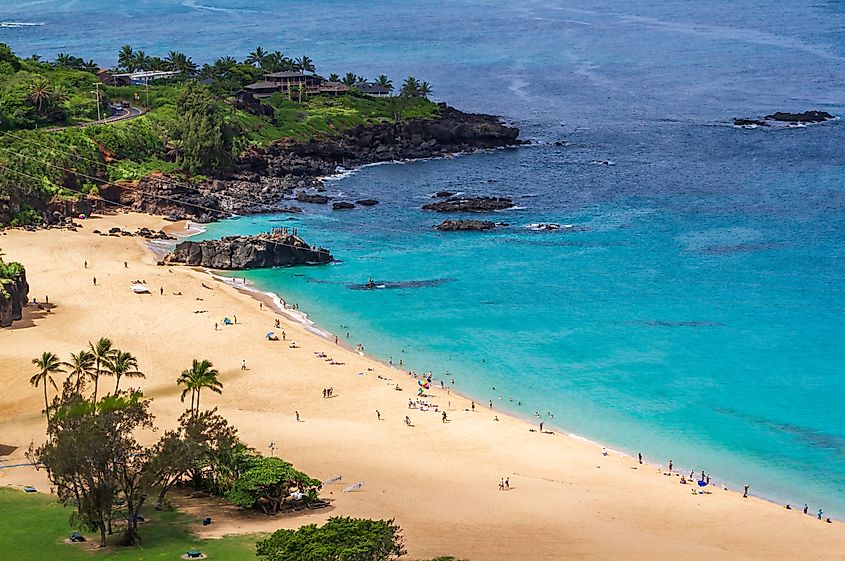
[419,81,432,99]
[133,50,151,71]
[375,74,394,92]
[88,337,114,402]
[175,82,235,175]
[294,55,315,73]
[177,358,222,415]
[28,77,53,112]
[104,350,144,394]
[328,73,340,82]
[117,45,135,71]
[226,456,321,515]
[30,351,64,421]
[341,72,359,87]
[32,391,156,547]
[400,76,421,97]
[245,46,268,67]
[67,350,95,393]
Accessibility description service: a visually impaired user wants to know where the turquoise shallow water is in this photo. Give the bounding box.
[4,0,845,516]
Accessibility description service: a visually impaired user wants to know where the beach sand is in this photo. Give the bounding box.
[1,212,843,560]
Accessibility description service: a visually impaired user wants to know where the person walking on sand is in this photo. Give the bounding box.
[335,335,339,344]
[743,484,749,498]
[668,459,673,473]
[295,411,300,422]
[84,260,87,269]
[260,302,263,310]
[214,322,218,331]
[505,477,510,490]
[471,402,475,412]
[818,508,823,520]
[540,421,544,432]
[93,276,97,286]
[233,315,237,324]
[45,295,48,304]
[160,287,163,295]
[638,452,643,464]
[499,479,505,491]
[124,261,127,268]
[282,330,286,341]
[442,411,447,423]
[241,360,246,370]
[376,410,381,420]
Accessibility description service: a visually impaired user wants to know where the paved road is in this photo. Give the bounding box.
[45,106,146,132]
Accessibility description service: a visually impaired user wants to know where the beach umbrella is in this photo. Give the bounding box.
[266,332,275,339]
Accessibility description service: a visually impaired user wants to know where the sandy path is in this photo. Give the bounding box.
[0,212,843,560]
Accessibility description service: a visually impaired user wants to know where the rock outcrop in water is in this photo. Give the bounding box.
[435,219,497,231]
[0,261,29,328]
[95,105,521,221]
[422,196,514,213]
[164,232,332,270]
[764,110,834,123]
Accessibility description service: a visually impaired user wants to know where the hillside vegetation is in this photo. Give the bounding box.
[0,43,438,225]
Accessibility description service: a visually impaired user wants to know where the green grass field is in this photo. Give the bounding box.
[0,488,259,561]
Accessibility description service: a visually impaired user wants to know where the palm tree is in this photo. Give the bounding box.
[294,55,315,74]
[342,72,359,87]
[133,50,151,71]
[118,45,135,71]
[148,56,167,71]
[166,139,184,164]
[245,46,267,67]
[105,350,144,394]
[375,74,393,92]
[419,81,432,99]
[177,359,222,416]
[401,76,422,97]
[164,51,197,75]
[30,352,65,421]
[28,77,53,112]
[53,53,73,67]
[51,85,69,105]
[88,337,114,402]
[328,73,340,83]
[67,350,95,393]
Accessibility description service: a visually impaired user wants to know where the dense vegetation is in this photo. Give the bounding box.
[28,339,320,547]
[0,43,439,225]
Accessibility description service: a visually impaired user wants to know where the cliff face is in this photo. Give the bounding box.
[164,232,332,270]
[0,262,29,328]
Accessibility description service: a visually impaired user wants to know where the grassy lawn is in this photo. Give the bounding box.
[0,487,260,561]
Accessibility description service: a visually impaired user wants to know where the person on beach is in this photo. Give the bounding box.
[400,359,404,366]
[471,402,475,411]
[540,421,544,432]
[442,411,447,423]
[668,460,673,472]
[295,411,300,422]
[706,474,710,485]
[322,388,327,398]
[499,479,505,491]
[602,447,608,457]
[804,504,809,515]
[489,400,493,408]
[389,357,393,365]
[84,260,87,269]
[405,416,411,426]
[214,322,218,331]
[124,261,127,268]
[241,360,246,370]
[260,302,263,310]
[160,287,164,295]
[376,410,381,420]
[234,315,237,324]
[743,484,749,498]
[282,330,286,340]
[275,319,281,328]
[505,477,509,490]
[818,509,823,520]
[701,470,705,482]
[494,416,499,421]
[93,276,96,285]
[638,452,643,464]
[335,335,339,344]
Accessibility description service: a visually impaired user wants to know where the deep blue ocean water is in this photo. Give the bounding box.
[4,0,844,515]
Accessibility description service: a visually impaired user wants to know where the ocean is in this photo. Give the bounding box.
[3,0,844,516]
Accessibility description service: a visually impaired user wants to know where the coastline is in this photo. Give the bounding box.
[167,218,835,519]
[1,212,844,560]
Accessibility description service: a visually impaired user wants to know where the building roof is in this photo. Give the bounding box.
[355,82,391,95]
[319,81,350,92]
[112,70,180,80]
[245,81,280,90]
[265,71,308,79]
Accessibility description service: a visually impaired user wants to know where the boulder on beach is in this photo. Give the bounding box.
[332,201,356,210]
[164,232,332,270]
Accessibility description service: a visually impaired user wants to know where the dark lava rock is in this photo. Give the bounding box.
[0,264,28,328]
[435,219,497,231]
[433,191,455,198]
[764,111,834,123]
[355,199,379,206]
[296,191,330,204]
[332,201,356,210]
[165,232,332,270]
[733,118,769,127]
[422,196,514,213]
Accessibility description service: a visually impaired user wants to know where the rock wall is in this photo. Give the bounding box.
[165,232,332,270]
[0,263,29,328]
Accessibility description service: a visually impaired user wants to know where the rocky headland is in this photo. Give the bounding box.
[734,110,835,127]
[164,231,332,270]
[94,104,521,222]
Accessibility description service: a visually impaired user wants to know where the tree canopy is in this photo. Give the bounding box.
[227,456,321,515]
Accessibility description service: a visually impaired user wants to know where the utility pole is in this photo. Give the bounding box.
[145,76,150,109]
[92,82,101,122]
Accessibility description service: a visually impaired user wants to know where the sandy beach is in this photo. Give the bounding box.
[1,212,843,560]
